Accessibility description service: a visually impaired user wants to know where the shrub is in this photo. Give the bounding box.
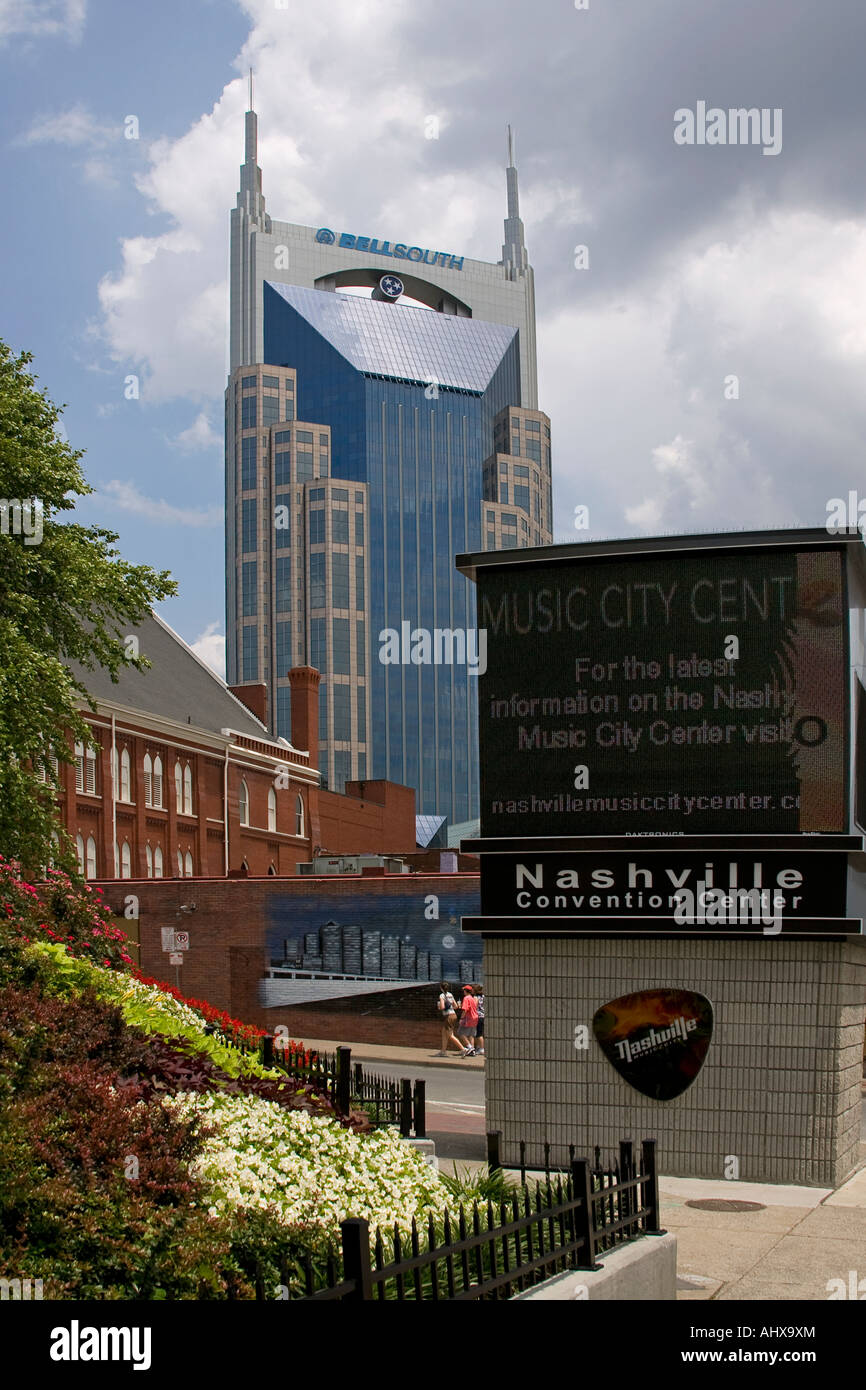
[0,856,134,970]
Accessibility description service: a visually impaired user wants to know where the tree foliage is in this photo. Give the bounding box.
[0,341,176,870]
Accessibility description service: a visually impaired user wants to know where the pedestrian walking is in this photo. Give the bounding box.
[474,984,485,1055]
[456,983,479,1056]
[436,981,467,1055]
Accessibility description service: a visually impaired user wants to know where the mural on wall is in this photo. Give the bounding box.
[261,878,481,1010]
[592,989,714,1101]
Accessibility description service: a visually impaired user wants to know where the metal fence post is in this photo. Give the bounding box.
[619,1139,634,1239]
[641,1139,666,1235]
[336,1045,352,1116]
[572,1159,601,1271]
[487,1129,502,1175]
[341,1218,373,1300]
[413,1079,426,1138]
[400,1078,412,1137]
[260,1034,274,1068]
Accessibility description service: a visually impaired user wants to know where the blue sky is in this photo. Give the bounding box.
[2,0,865,676]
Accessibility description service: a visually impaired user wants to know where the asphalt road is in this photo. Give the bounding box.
[365,1060,487,1161]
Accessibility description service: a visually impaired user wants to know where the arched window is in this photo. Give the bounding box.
[120,748,131,803]
[143,753,153,806]
[146,843,153,878]
[175,761,183,813]
[184,851,193,877]
[86,836,97,880]
[76,741,97,794]
[267,862,276,876]
[121,841,131,879]
[154,846,163,879]
[295,794,305,838]
[177,849,183,877]
[76,833,85,875]
[268,785,277,831]
[153,755,163,808]
[239,780,249,826]
[183,763,193,815]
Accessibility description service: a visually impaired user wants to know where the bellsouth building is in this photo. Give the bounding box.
[225,98,553,825]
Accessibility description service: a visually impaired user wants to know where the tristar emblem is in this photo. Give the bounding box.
[592,989,713,1101]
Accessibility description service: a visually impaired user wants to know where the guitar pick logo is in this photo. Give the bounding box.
[592,989,713,1101]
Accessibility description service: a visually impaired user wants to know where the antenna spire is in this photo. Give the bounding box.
[502,123,527,277]
[249,67,254,111]
[237,69,268,228]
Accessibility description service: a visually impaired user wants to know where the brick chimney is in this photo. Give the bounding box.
[228,682,268,726]
[287,667,320,769]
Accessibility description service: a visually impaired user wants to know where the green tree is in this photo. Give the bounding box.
[0,341,176,871]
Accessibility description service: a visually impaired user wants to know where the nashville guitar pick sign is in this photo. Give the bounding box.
[592,989,714,1101]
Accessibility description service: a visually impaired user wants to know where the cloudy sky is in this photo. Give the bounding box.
[2,0,865,675]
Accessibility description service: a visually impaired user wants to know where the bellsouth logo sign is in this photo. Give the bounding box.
[316,227,464,270]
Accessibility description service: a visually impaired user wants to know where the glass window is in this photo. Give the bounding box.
[318,433,329,447]
[76,833,85,875]
[513,485,530,513]
[268,785,277,831]
[242,560,257,617]
[309,509,325,546]
[295,793,305,837]
[275,451,291,486]
[318,451,329,477]
[355,554,364,608]
[356,618,366,664]
[275,430,292,446]
[239,780,249,826]
[276,685,292,742]
[332,509,349,545]
[276,620,292,676]
[297,430,313,443]
[183,764,193,815]
[86,835,97,879]
[121,841,131,879]
[332,750,351,794]
[355,512,364,546]
[262,375,279,389]
[153,755,163,807]
[241,396,257,429]
[146,843,153,878]
[332,617,351,674]
[525,440,542,464]
[499,484,509,504]
[242,625,258,681]
[262,395,279,425]
[241,498,257,553]
[242,375,256,388]
[309,553,326,609]
[333,684,351,740]
[154,845,163,878]
[241,436,257,489]
[143,753,153,806]
[525,419,541,433]
[184,850,194,877]
[175,760,183,812]
[275,555,293,613]
[332,487,349,501]
[296,451,313,481]
[177,849,184,877]
[357,684,366,739]
[502,533,518,548]
[284,401,295,421]
[499,462,508,475]
[332,552,349,609]
[285,377,295,393]
[310,486,325,501]
[357,752,366,781]
[120,748,131,802]
[275,492,291,548]
[502,513,517,527]
[514,464,530,479]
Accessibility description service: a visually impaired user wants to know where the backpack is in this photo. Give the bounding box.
[437,991,456,1017]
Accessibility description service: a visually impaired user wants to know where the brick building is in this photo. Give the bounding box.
[57,612,416,880]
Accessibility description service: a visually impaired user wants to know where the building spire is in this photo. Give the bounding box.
[237,68,268,227]
[502,123,528,278]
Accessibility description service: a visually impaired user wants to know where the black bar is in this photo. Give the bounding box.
[487,1129,502,1174]
[336,1046,352,1116]
[341,1218,373,1301]
[572,1159,601,1271]
[413,1079,426,1139]
[620,1140,634,1238]
[260,1034,274,1068]
[400,1078,412,1137]
[641,1139,665,1235]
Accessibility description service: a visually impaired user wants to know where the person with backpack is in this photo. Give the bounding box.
[473,984,485,1056]
[436,981,467,1055]
[455,983,479,1056]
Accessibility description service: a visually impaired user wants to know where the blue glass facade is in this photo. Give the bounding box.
[262,283,522,823]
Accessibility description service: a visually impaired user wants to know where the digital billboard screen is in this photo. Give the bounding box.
[476,545,849,837]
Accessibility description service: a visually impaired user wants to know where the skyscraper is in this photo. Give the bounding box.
[225,97,552,822]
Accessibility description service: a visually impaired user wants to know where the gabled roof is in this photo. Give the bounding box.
[265,281,517,394]
[67,611,288,746]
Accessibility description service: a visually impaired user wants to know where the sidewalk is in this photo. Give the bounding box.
[298,1037,485,1069]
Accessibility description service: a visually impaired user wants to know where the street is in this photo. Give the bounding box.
[362,1060,487,1161]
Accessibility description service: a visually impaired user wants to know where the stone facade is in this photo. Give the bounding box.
[484,935,866,1187]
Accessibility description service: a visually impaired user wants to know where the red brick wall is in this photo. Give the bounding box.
[316,780,417,854]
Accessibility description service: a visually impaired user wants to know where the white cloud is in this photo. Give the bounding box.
[170,411,222,453]
[189,621,226,677]
[0,0,85,43]
[100,480,222,527]
[18,102,114,147]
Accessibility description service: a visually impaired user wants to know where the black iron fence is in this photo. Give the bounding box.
[260,1037,427,1138]
[256,1137,663,1301]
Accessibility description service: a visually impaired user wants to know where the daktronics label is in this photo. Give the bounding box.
[477,548,848,836]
